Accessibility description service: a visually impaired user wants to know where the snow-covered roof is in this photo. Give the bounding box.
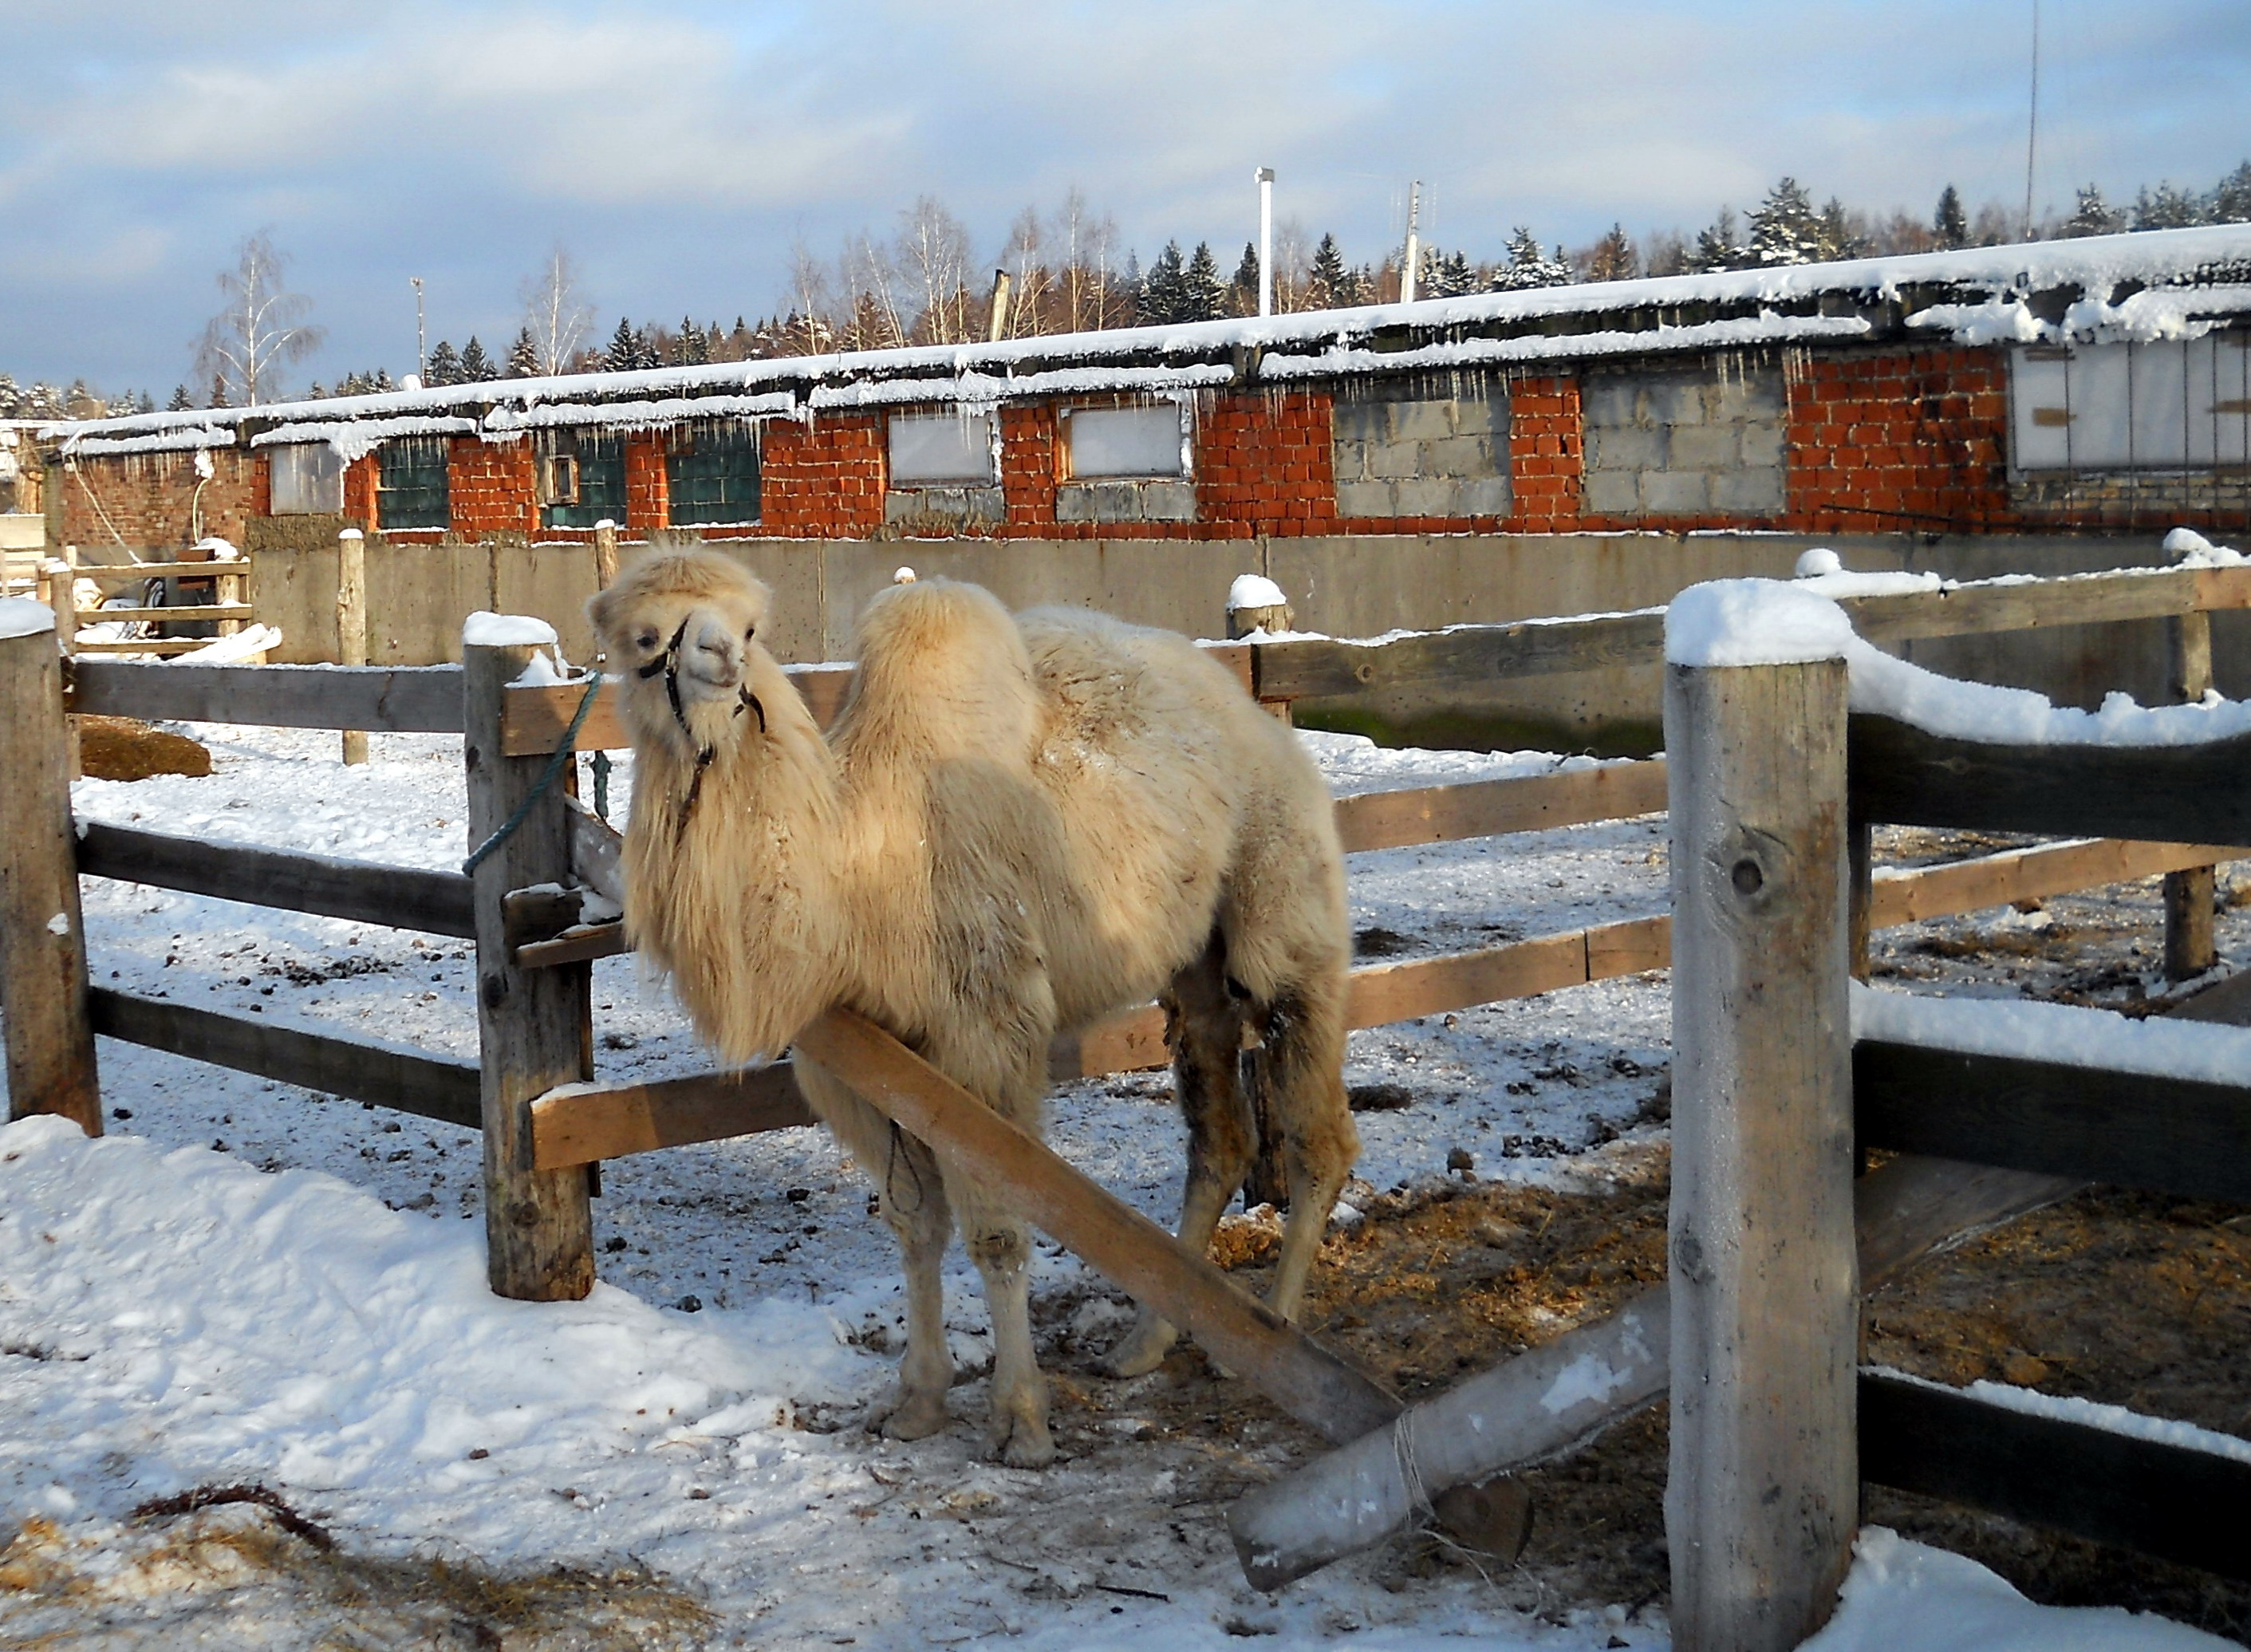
[43,224,2251,455]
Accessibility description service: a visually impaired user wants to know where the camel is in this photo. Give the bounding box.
[589,550,1355,1467]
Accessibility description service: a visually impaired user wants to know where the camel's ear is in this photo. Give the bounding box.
[587,582,623,649]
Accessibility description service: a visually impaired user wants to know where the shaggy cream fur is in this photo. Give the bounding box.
[590,550,1356,1467]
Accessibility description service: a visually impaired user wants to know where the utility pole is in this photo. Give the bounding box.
[2021,0,2041,240]
[1401,181,1423,304]
[1256,167,1275,317]
[412,275,426,380]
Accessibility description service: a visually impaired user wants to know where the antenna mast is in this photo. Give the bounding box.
[2022,0,2040,240]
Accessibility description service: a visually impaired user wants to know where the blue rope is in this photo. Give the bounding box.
[462,671,606,877]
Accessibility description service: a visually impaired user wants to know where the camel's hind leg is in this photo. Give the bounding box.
[794,1060,956,1442]
[1256,970,1357,1321]
[1101,932,1255,1378]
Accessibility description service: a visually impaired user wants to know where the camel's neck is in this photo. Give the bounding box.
[623,682,850,1065]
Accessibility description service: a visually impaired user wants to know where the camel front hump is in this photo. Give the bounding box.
[589,550,1356,1465]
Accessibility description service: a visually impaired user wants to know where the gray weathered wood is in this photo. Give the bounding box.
[466,630,594,1301]
[592,520,620,590]
[337,529,369,765]
[71,657,463,731]
[1224,1149,2080,1591]
[89,988,479,1128]
[1666,653,1856,1652]
[1332,759,1669,854]
[2164,609,2217,980]
[0,618,100,1133]
[77,822,474,938]
[1855,1040,2251,1205]
[795,1007,1400,1445]
[1850,712,2251,848]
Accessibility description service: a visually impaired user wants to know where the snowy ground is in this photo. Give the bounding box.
[2,721,2242,1649]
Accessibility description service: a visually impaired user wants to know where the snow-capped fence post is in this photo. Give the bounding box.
[591,519,620,590]
[1665,641,1857,1652]
[0,601,101,1134]
[1226,575,1297,1211]
[337,529,369,766]
[463,617,595,1301]
[2162,610,2216,980]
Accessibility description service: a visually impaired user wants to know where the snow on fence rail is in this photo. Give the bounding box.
[6,564,2251,1449]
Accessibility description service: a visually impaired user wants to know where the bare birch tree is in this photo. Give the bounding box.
[896,195,975,345]
[519,244,593,375]
[195,230,324,406]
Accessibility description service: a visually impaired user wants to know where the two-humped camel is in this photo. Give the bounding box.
[590,550,1354,1466]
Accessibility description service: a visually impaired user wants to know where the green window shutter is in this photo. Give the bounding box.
[666,422,762,526]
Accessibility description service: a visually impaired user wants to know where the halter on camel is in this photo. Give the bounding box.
[640,613,766,822]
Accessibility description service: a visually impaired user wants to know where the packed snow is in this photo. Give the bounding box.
[0,595,56,637]
[1852,981,2251,1086]
[1865,1367,2251,1472]
[1227,574,1289,612]
[1,680,2243,1644]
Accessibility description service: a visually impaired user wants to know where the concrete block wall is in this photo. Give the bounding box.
[1331,388,1511,522]
[1579,367,1786,522]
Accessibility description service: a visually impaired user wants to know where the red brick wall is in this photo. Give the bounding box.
[1194,391,1336,538]
[57,446,263,552]
[1785,346,2016,534]
[1000,404,1059,531]
[625,438,669,532]
[1506,374,1583,532]
[759,414,885,537]
[441,438,537,538]
[343,454,377,526]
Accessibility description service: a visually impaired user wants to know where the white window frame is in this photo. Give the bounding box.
[269,443,345,515]
[1058,400,1194,482]
[887,411,999,487]
[2010,336,2251,473]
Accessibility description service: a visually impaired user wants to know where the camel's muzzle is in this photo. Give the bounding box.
[641,612,767,821]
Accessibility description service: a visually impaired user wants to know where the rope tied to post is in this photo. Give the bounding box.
[462,669,605,877]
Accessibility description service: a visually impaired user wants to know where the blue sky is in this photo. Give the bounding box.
[4,0,2246,396]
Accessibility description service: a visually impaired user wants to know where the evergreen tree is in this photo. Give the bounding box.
[2213,160,2251,223]
[1140,240,1187,325]
[1232,240,1260,312]
[373,369,396,392]
[209,373,230,409]
[2134,181,2206,230]
[424,339,462,386]
[603,316,640,373]
[0,373,17,416]
[1934,185,1968,250]
[1181,241,1226,321]
[1308,233,1349,307]
[458,335,495,382]
[167,384,193,412]
[1492,226,1572,290]
[671,316,711,365]
[1685,207,1745,272]
[1817,197,1864,261]
[507,327,541,377]
[2062,183,2125,238]
[1583,224,1638,282]
[1748,178,1824,266]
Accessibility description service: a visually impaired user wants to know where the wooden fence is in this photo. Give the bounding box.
[1664,631,2251,1652]
[4,558,2250,1447]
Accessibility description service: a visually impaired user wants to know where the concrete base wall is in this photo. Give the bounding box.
[241,529,2200,749]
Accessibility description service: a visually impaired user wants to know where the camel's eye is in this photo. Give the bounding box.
[636,629,659,651]
[744,625,756,641]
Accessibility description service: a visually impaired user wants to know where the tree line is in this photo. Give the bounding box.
[12,156,2249,419]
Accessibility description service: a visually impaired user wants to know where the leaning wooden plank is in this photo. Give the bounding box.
[77,822,475,938]
[1225,1151,2080,1591]
[1850,713,2251,848]
[1333,759,1668,854]
[1867,836,2242,927]
[87,987,480,1128]
[794,1007,1401,1445]
[1859,1370,2251,1583]
[71,658,463,732]
[531,1066,814,1169]
[1855,1040,2251,1205]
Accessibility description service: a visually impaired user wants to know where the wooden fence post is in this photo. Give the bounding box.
[1226,582,1295,1210]
[44,548,80,779]
[0,601,100,1133]
[1666,650,1857,1652]
[337,529,369,766]
[592,519,620,590]
[465,620,594,1300]
[2163,609,2216,980]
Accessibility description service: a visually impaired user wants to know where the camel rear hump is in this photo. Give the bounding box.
[842,578,1043,765]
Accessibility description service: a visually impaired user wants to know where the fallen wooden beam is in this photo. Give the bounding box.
[794,1007,1401,1446]
[1224,1151,2078,1591]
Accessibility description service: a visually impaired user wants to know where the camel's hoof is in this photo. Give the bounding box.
[988,1412,1056,1469]
[1098,1316,1177,1380]
[867,1387,950,1442]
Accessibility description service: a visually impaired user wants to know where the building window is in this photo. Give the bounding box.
[666,422,761,526]
[376,436,450,531]
[888,412,997,487]
[270,444,344,515]
[2011,337,2251,471]
[1061,403,1189,479]
[540,432,627,529]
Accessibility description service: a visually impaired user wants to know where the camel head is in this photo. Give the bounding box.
[589,550,777,771]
